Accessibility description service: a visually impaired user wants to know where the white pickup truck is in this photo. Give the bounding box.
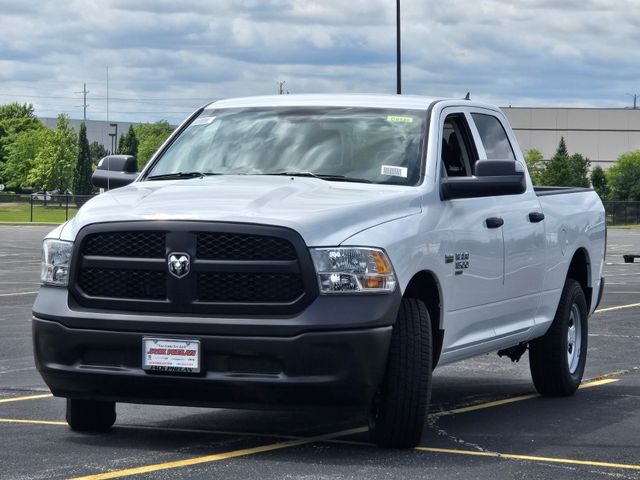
[33,94,606,448]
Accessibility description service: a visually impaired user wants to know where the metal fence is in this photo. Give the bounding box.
[604,201,640,226]
[1,194,640,225]
[0,194,95,223]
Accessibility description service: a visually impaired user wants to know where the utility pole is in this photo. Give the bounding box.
[75,83,90,121]
[626,93,639,109]
[82,83,89,121]
[277,81,288,95]
[396,0,401,95]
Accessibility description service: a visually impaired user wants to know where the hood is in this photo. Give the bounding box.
[60,176,422,245]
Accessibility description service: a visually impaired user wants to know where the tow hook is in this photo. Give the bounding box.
[498,343,528,362]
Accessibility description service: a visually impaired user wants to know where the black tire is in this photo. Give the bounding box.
[66,399,116,432]
[529,278,588,396]
[369,297,432,448]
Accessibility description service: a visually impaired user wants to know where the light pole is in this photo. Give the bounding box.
[109,123,118,154]
[396,0,401,95]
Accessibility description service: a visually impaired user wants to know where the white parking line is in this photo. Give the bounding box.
[0,291,38,297]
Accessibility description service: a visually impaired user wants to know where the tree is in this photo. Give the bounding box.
[0,102,42,181]
[117,134,126,155]
[135,120,174,169]
[538,138,590,187]
[524,149,544,185]
[556,136,569,158]
[27,114,78,192]
[89,141,108,165]
[590,165,609,201]
[567,153,591,188]
[1,124,52,190]
[118,125,139,157]
[73,122,93,196]
[607,151,640,201]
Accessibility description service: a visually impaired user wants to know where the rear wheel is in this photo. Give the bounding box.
[529,278,588,396]
[369,297,432,448]
[66,399,116,432]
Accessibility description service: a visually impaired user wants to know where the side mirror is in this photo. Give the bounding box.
[440,159,526,200]
[92,155,139,190]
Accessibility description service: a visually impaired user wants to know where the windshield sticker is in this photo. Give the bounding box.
[191,116,216,126]
[386,115,414,123]
[381,165,408,178]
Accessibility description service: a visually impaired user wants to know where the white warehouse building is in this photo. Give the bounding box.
[502,107,640,169]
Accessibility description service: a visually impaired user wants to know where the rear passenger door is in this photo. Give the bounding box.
[469,110,546,337]
[437,108,505,357]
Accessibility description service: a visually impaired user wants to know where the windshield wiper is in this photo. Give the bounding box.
[147,171,222,181]
[262,171,372,184]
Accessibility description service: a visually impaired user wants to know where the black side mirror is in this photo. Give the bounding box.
[92,155,139,190]
[440,159,526,200]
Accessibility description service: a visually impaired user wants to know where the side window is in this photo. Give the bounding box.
[471,113,515,161]
[440,113,477,177]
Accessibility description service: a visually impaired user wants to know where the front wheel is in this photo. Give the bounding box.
[66,399,116,432]
[529,278,588,396]
[369,297,432,448]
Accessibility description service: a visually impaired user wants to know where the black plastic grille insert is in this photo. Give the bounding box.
[197,272,304,303]
[83,231,165,258]
[197,232,296,260]
[79,268,166,300]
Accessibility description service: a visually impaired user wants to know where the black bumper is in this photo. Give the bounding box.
[33,294,397,408]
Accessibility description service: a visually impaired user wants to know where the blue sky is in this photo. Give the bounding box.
[0,0,638,123]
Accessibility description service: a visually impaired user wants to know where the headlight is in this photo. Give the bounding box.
[310,247,397,294]
[41,239,73,286]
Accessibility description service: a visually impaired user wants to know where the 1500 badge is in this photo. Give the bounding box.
[446,252,470,274]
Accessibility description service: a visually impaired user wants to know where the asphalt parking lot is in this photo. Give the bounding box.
[0,224,639,480]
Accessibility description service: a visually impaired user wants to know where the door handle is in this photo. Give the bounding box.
[486,217,504,228]
[528,212,545,223]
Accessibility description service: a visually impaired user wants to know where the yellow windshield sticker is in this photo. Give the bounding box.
[387,115,414,123]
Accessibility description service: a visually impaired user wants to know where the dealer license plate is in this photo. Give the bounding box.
[142,338,201,373]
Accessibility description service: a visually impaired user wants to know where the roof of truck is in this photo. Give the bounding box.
[206,93,442,110]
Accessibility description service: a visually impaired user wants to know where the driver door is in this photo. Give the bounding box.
[437,108,505,360]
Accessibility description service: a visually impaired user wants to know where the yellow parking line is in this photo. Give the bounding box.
[415,446,640,471]
[0,393,52,404]
[580,378,620,388]
[596,302,640,313]
[118,424,300,441]
[0,291,38,297]
[433,378,619,417]
[0,418,65,426]
[68,426,367,480]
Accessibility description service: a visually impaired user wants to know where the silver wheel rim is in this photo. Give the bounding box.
[567,304,582,374]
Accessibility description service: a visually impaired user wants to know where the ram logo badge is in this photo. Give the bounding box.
[168,253,191,278]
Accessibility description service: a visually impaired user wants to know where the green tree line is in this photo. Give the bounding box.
[0,102,173,193]
[525,137,640,202]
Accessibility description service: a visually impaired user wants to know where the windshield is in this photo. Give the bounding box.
[145,107,426,185]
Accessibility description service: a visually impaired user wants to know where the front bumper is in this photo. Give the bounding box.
[33,290,399,409]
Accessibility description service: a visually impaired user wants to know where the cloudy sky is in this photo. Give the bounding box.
[0,0,638,123]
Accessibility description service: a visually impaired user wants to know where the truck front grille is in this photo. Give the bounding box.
[70,222,317,315]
